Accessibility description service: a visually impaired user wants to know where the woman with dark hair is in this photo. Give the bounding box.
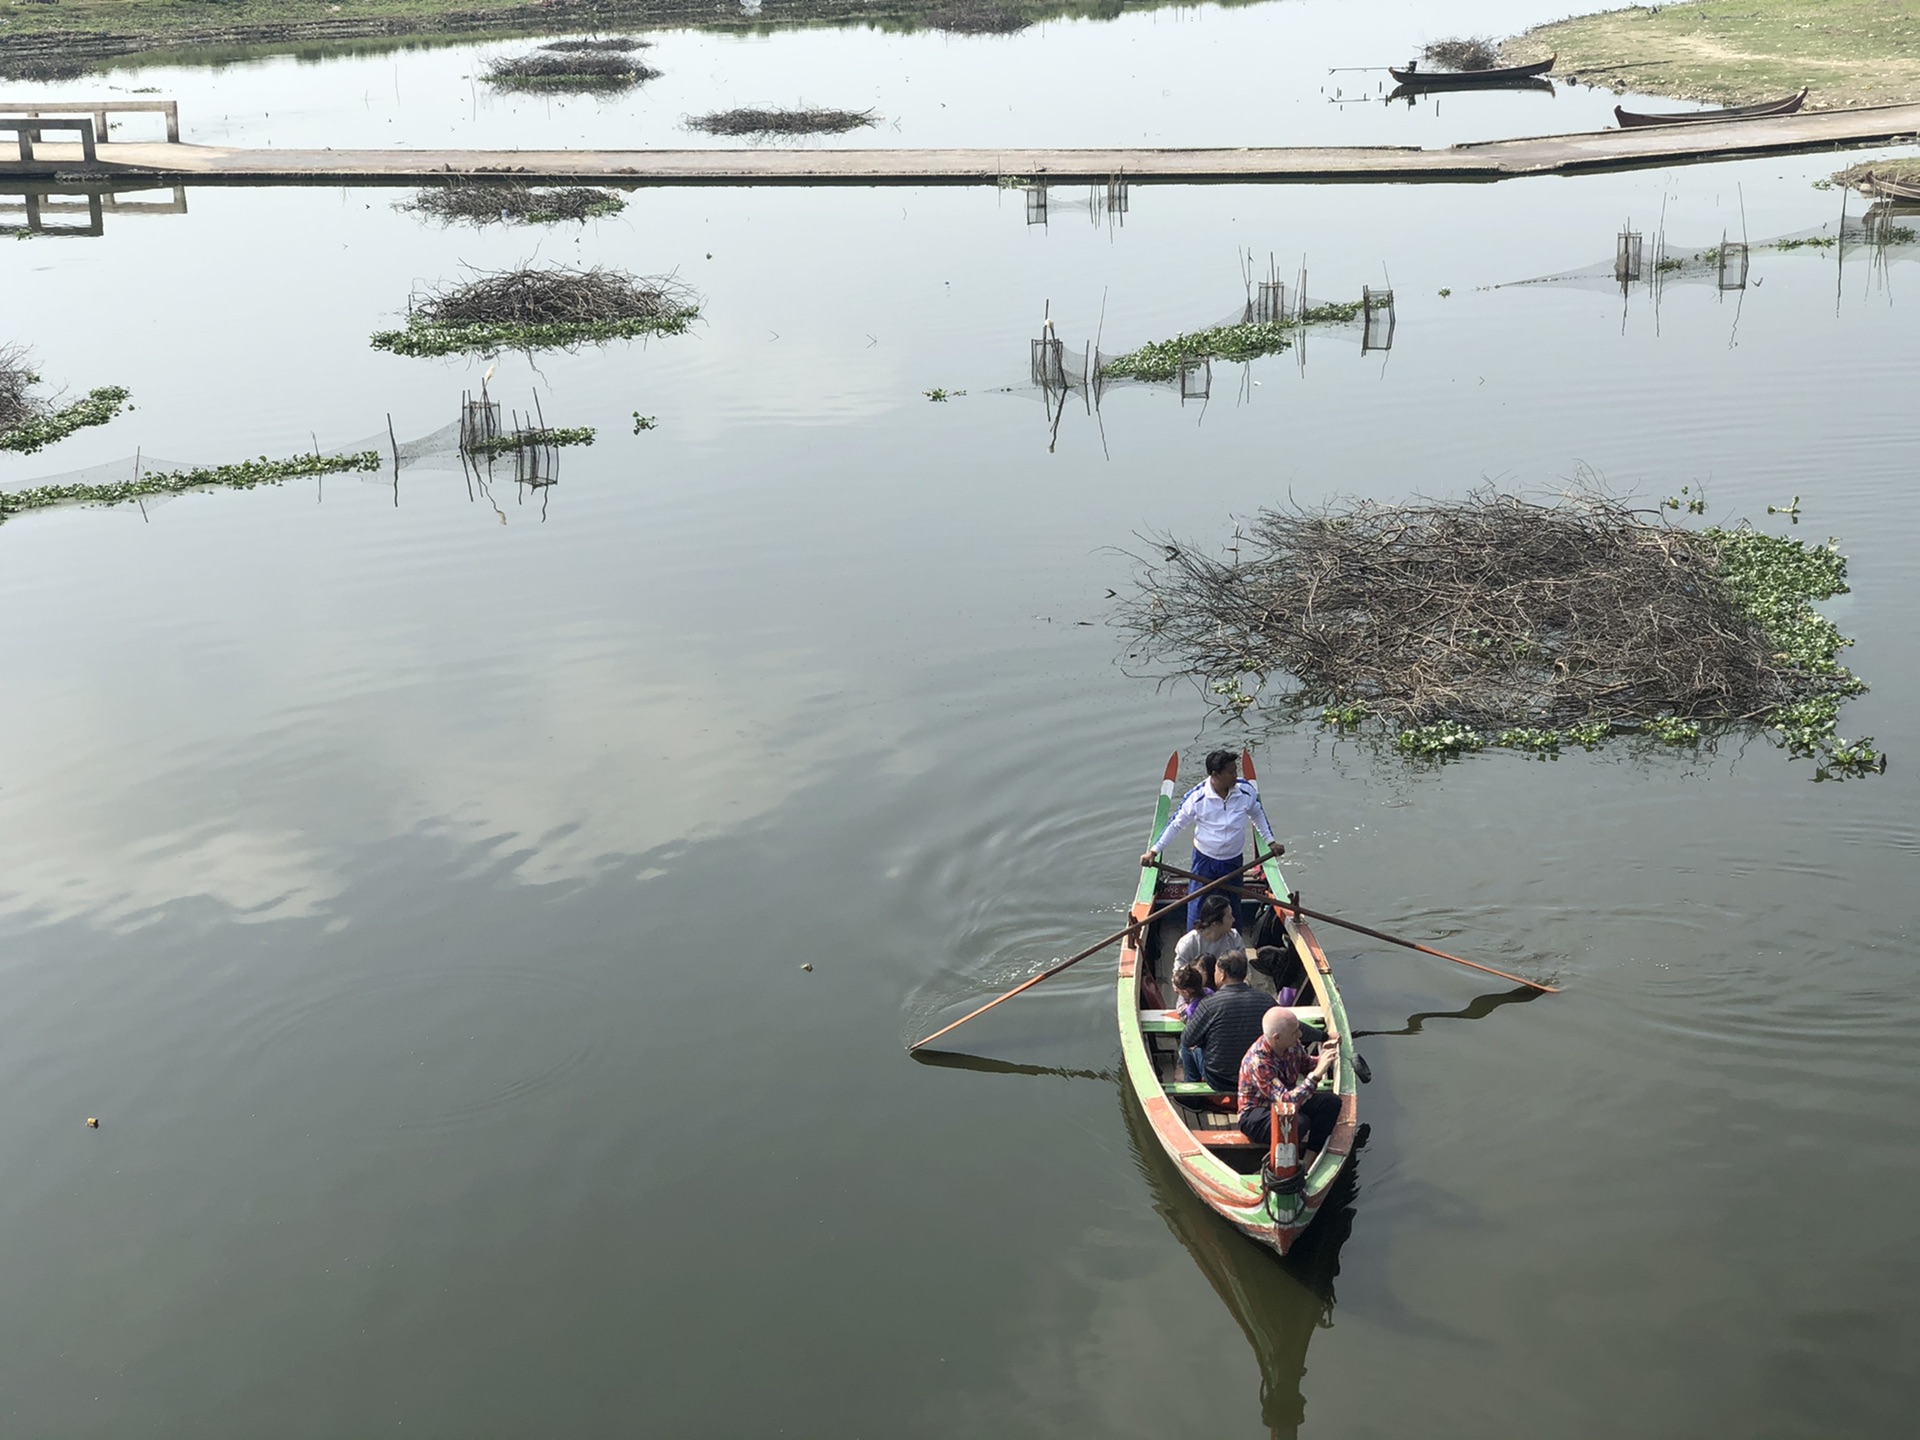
[1171,892,1244,992]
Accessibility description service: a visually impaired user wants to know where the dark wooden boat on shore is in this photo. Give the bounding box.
[1387,55,1553,88]
[1119,750,1360,1256]
[1615,88,1808,128]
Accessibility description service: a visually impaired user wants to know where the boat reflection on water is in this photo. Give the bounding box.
[1114,982,1541,1438]
[1120,1083,1358,1440]
[912,984,1546,1438]
[1387,77,1555,106]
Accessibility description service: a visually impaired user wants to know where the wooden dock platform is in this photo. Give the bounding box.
[4,102,1918,187]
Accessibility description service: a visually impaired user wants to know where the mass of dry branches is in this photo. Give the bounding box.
[0,344,41,431]
[409,266,693,327]
[483,49,660,90]
[1421,36,1501,71]
[404,184,624,224]
[689,106,878,137]
[539,36,650,51]
[1118,491,1795,730]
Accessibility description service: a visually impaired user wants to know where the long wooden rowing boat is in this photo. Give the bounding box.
[1615,88,1808,128]
[1858,171,1920,204]
[1387,55,1554,87]
[1118,750,1361,1256]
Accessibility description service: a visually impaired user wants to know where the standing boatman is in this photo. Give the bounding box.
[1141,748,1281,932]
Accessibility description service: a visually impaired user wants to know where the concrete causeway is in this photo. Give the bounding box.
[6,102,1919,187]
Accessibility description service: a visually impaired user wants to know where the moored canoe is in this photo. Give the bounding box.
[1615,88,1808,128]
[1387,55,1554,87]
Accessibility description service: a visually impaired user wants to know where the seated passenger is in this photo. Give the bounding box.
[1237,1008,1341,1161]
[1252,943,1303,1006]
[1173,894,1245,992]
[1178,952,1272,1092]
[1168,963,1211,1020]
[1169,963,1212,1082]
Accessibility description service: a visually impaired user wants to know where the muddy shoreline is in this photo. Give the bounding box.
[1505,0,1920,110]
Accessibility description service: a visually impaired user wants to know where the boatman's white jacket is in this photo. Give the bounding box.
[1152,779,1276,860]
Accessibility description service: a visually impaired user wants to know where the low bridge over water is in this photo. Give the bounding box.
[3,99,1917,187]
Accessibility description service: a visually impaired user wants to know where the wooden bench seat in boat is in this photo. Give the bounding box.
[1196,1131,1261,1149]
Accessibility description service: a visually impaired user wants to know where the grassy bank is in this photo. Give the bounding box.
[1508,0,1920,108]
[0,0,1232,75]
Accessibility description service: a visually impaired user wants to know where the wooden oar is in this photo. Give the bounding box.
[907,853,1270,1051]
[1127,856,1558,993]
[1271,896,1560,994]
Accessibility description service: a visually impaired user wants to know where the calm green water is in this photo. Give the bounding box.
[3,10,1919,1436]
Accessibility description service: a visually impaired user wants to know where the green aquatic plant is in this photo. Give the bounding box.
[1319,701,1371,730]
[372,313,697,358]
[1099,302,1365,383]
[1643,716,1702,745]
[632,413,657,432]
[1495,727,1562,753]
[1565,718,1612,749]
[1208,678,1256,712]
[1774,235,1839,251]
[1395,723,1484,758]
[466,426,595,456]
[1705,525,1875,773]
[0,385,131,455]
[0,448,381,516]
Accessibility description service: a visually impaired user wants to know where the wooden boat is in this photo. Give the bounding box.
[1387,55,1554,88]
[1118,750,1361,1256]
[1858,171,1920,204]
[1615,88,1808,127]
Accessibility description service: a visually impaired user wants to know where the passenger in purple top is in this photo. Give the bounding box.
[1178,951,1273,1091]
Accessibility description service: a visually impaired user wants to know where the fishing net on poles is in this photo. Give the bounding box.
[0,419,472,516]
[1090,291,1364,390]
[1497,223,1920,296]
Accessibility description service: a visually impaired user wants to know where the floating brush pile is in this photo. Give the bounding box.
[1119,490,1879,772]
[689,106,879,137]
[539,36,650,51]
[930,3,1031,33]
[0,345,38,433]
[371,265,700,357]
[0,349,131,455]
[404,184,628,225]
[483,49,660,92]
[1421,36,1501,71]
